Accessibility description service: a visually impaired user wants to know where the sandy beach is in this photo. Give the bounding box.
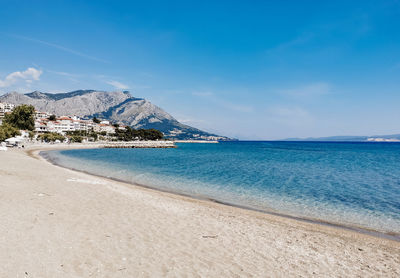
[0,145,399,277]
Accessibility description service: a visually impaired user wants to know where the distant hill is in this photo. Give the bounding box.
[0,90,230,140]
[283,134,400,142]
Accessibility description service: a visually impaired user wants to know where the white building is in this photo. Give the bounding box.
[0,102,15,112]
[35,117,76,133]
[117,125,127,131]
[34,119,49,132]
[93,123,116,134]
[34,111,51,119]
[100,120,110,125]
[0,102,15,118]
[34,115,115,134]
[33,112,120,135]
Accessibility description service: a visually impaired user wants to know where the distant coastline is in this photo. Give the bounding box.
[282,134,400,142]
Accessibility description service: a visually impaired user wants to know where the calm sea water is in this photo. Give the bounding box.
[43,141,400,234]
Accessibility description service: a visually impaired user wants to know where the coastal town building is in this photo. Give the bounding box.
[0,102,15,125]
[0,102,15,113]
[117,125,127,131]
[0,102,15,120]
[3,103,134,138]
[93,123,116,134]
[34,111,51,119]
[34,115,115,135]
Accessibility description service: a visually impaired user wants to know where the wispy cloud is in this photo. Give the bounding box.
[107,80,129,90]
[279,82,332,98]
[0,67,42,88]
[7,34,108,63]
[47,70,82,78]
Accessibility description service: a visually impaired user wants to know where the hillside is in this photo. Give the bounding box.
[0,90,229,140]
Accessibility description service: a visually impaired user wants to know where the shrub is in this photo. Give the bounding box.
[0,123,21,142]
[69,135,83,143]
[4,104,35,130]
[38,132,65,142]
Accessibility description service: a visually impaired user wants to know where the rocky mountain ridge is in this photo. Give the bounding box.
[0,90,228,140]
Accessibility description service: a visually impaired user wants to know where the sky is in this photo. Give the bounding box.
[0,0,400,140]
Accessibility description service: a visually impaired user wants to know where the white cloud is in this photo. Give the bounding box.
[0,67,42,88]
[107,80,129,90]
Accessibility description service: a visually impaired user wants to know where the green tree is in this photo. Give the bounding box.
[38,132,65,142]
[145,129,163,140]
[48,114,56,121]
[4,104,35,130]
[133,128,163,140]
[69,135,83,143]
[28,131,35,140]
[89,132,98,141]
[0,123,21,142]
[92,117,101,124]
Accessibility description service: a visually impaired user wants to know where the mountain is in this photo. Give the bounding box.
[0,90,229,140]
[283,134,400,142]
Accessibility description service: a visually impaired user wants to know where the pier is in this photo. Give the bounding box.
[103,141,176,148]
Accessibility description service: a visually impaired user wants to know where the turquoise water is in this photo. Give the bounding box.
[43,141,400,234]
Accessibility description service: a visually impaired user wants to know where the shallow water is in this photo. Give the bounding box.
[43,141,400,234]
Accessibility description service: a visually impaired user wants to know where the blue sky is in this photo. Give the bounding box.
[1,0,400,139]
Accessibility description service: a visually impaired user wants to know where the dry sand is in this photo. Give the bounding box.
[0,145,399,277]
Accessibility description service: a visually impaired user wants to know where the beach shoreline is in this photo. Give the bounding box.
[1,144,400,276]
[37,144,400,242]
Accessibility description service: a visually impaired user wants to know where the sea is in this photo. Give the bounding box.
[42,141,400,236]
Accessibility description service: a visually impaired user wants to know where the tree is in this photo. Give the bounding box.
[89,132,98,141]
[69,135,83,143]
[48,114,56,121]
[92,117,101,124]
[28,131,35,140]
[0,123,21,142]
[37,132,65,142]
[4,104,35,130]
[146,129,163,140]
[134,128,163,140]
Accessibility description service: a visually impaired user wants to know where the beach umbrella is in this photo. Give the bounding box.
[5,137,23,144]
